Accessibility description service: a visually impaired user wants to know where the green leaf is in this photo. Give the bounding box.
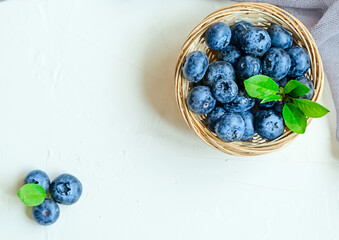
[283,103,307,134]
[283,80,310,97]
[244,75,279,99]
[260,94,282,104]
[17,184,46,206]
[293,98,330,118]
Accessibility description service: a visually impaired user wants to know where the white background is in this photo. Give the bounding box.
[1,0,339,239]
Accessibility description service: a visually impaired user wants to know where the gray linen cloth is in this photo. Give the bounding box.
[232,0,339,140]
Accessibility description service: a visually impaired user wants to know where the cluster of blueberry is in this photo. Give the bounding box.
[182,21,313,142]
[23,170,82,225]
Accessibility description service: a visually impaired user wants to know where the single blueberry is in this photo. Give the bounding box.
[206,107,227,131]
[223,90,255,112]
[231,21,254,46]
[262,47,291,81]
[24,170,50,192]
[32,199,60,226]
[278,76,290,87]
[50,174,82,205]
[218,45,242,65]
[205,22,232,50]
[203,61,235,87]
[255,110,284,140]
[267,24,293,49]
[239,27,271,57]
[215,113,245,142]
[212,79,238,103]
[182,51,209,82]
[273,101,284,114]
[286,46,311,78]
[186,86,216,115]
[239,111,255,141]
[236,55,262,81]
[256,98,277,110]
[295,76,314,100]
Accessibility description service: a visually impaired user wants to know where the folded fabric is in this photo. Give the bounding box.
[232,0,339,140]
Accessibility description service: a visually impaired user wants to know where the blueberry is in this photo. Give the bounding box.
[50,174,82,205]
[215,113,245,142]
[278,76,290,87]
[182,51,209,82]
[267,24,293,49]
[205,22,232,50]
[295,76,314,100]
[212,79,238,103]
[203,61,235,87]
[231,21,254,46]
[218,45,242,65]
[273,101,284,113]
[24,170,50,192]
[255,110,284,140]
[256,98,277,110]
[236,55,262,81]
[32,199,60,226]
[239,27,271,57]
[223,90,255,112]
[286,46,311,77]
[239,111,255,141]
[186,86,216,115]
[262,47,291,81]
[206,107,227,131]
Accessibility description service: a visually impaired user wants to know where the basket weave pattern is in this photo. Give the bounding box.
[174,3,324,156]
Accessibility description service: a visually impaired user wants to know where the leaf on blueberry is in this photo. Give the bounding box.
[17,184,46,206]
[244,74,329,135]
[283,103,307,134]
[260,94,281,104]
[283,80,310,97]
[293,98,330,118]
[244,75,279,99]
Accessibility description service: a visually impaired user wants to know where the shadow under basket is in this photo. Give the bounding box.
[174,2,324,156]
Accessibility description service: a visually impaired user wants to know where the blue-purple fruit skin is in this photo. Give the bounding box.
[215,113,245,142]
[240,111,255,141]
[24,170,50,192]
[206,107,227,131]
[50,174,82,205]
[278,76,290,88]
[223,90,255,112]
[296,76,314,100]
[212,79,238,103]
[218,45,242,65]
[231,21,254,47]
[203,61,235,87]
[286,46,311,78]
[182,51,209,82]
[262,47,291,81]
[32,199,60,226]
[273,102,284,114]
[186,86,216,115]
[255,110,284,140]
[267,24,293,49]
[236,55,262,81]
[239,27,271,57]
[205,22,232,50]
[256,98,277,110]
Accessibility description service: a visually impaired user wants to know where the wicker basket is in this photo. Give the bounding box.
[174,2,324,156]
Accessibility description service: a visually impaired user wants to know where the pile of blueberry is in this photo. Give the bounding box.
[23,170,82,225]
[182,21,312,142]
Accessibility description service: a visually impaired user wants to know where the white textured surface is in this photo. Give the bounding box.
[0,0,339,239]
